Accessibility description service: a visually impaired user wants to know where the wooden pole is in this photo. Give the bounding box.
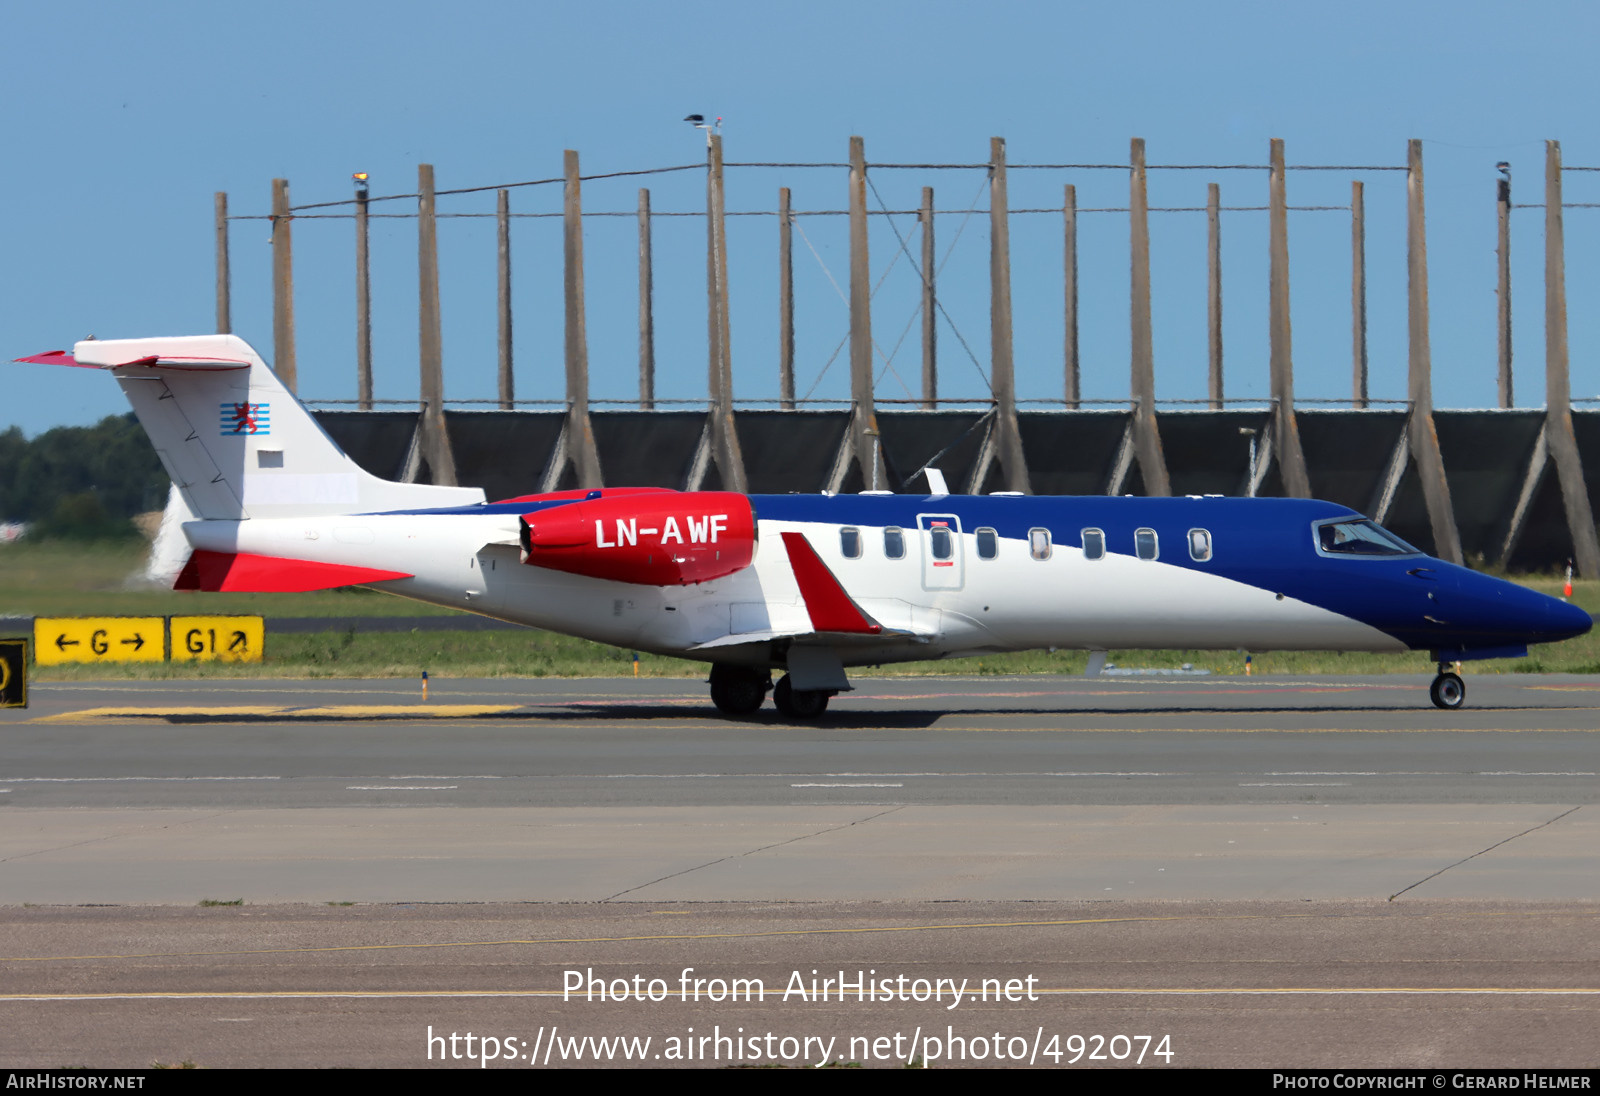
[270,178,296,391]
[497,189,514,410]
[1268,139,1311,498]
[1063,184,1079,410]
[706,139,722,415]
[1352,180,1368,409]
[1206,182,1223,410]
[1128,138,1170,495]
[417,164,456,484]
[637,188,654,410]
[778,186,794,410]
[920,186,937,410]
[848,135,880,487]
[1405,139,1461,563]
[705,134,745,491]
[1497,165,1512,409]
[563,149,602,487]
[214,192,231,335]
[1543,139,1600,577]
[989,136,1030,493]
[355,175,372,410]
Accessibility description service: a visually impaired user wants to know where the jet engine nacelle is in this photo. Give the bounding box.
[519,491,757,586]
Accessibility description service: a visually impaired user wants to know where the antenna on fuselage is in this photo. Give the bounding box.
[923,467,950,498]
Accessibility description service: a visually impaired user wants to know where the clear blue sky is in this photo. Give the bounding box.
[7,0,1600,436]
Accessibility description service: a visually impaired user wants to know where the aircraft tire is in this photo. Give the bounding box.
[773,674,829,719]
[1429,672,1465,710]
[709,664,768,715]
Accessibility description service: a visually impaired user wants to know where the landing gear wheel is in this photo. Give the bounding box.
[1430,671,1465,710]
[708,664,770,716]
[772,674,830,719]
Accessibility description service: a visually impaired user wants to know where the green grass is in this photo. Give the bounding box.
[6,540,1599,680]
[0,541,458,619]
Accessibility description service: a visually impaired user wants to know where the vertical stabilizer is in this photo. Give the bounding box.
[71,335,484,520]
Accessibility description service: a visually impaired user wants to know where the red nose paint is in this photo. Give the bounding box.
[520,491,757,586]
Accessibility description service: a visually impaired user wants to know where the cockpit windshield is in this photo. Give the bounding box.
[1313,518,1420,558]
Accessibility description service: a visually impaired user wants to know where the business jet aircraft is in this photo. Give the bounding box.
[17,335,1591,716]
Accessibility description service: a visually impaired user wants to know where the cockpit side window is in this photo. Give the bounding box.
[1313,518,1420,558]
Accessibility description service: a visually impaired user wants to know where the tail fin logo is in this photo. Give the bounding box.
[220,401,270,435]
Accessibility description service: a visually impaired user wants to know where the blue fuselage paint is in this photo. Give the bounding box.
[385,492,1592,659]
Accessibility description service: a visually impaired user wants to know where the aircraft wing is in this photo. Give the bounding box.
[688,530,935,651]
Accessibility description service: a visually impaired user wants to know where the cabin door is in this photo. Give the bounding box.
[917,513,965,591]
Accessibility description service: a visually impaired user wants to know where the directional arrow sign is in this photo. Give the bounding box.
[34,618,165,665]
[170,616,264,663]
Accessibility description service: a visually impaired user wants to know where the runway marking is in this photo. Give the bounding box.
[790,783,906,788]
[30,704,523,723]
[847,685,1390,701]
[835,726,1600,737]
[5,986,1600,1002]
[4,908,1597,968]
[345,786,459,791]
[1239,782,1352,787]
[0,914,1229,963]
[0,776,279,783]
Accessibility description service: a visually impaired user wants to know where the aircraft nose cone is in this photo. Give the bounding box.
[1546,597,1594,642]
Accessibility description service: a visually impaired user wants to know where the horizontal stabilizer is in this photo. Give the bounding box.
[174,550,412,593]
[14,350,94,368]
[14,349,251,370]
[780,531,882,635]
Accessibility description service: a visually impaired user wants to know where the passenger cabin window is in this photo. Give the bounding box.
[883,527,905,559]
[976,527,998,560]
[1135,528,1159,560]
[1188,528,1213,562]
[1314,518,1419,557]
[1029,528,1052,561]
[840,527,862,559]
[929,525,953,560]
[1082,528,1105,560]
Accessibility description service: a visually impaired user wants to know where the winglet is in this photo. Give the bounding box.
[780,531,882,634]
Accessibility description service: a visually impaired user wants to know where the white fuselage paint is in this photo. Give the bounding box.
[187,511,1404,667]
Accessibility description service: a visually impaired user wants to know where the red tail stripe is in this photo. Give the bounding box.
[175,550,412,593]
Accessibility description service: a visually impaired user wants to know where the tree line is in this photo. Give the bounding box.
[0,414,168,540]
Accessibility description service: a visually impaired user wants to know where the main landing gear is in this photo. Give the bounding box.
[708,664,769,716]
[773,674,830,719]
[1429,664,1465,710]
[707,664,833,719]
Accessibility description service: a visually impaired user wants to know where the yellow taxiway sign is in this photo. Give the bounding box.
[33,617,166,666]
[169,616,265,663]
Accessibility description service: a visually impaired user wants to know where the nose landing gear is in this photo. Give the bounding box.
[1429,664,1465,710]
